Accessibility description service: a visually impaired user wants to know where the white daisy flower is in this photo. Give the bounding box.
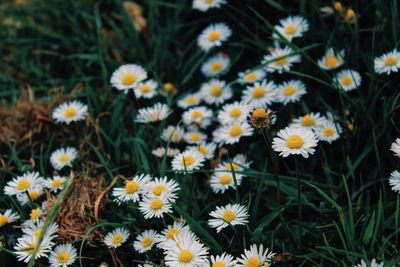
[188,142,216,160]
[0,209,20,227]
[374,49,400,75]
[14,235,54,263]
[161,126,185,143]
[200,79,232,106]
[4,171,44,196]
[177,93,202,109]
[241,79,277,108]
[135,103,172,123]
[272,126,318,158]
[197,23,232,52]
[164,232,209,267]
[273,15,309,42]
[356,259,384,267]
[201,53,230,77]
[238,69,266,84]
[391,138,400,158]
[44,175,67,193]
[104,228,130,248]
[236,244,276,267]
[182,106,214,128]
[275,80,307,105]
[217,154,251,174]
[139,196,172,219]
[155,221,192,249]
[133,229,158,253]
[317,48,345,70]
[50,147,78,171]
[332,69,362,92]
[16,185,44,205]
[208,203,249,233]
[217,101,251,125]
[49,243,77,267]
[213,122,254,145]
[192,0,227,12]
[134,79,158,99]
[210,172,243,194]
[52,100,88,124]
[209,253,237,267]
[143,176,180,201]
[291,112,326,129]
[21,220,59,240]
[184,131,208,144]
[171,150,206,173]
[262,46,301,73]
[314,121,342,143]
[389,170,400,194]
[152,147,181,158]
[110,64,148,92]
[112,174,152,204]
[29,207,44,222]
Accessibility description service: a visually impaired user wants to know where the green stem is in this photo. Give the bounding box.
[294,156,302,249]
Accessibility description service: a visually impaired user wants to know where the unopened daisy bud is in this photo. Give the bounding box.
[248,108,275,129]
[163,82,176,94]
[345,8,357,24]
[334,2,343,13]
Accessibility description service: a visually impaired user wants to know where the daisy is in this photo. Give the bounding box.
[135,103,172,123]
[390,138,400,158]
[374,49,400,75]
[4,171,44,196]
[217,101,251,125]
[213,122,254,145]
[134,79,158,99]
[161,126,185,143]
[184,131,208,144]
[182,106,213,128]
[104,228,130,248]
[143,176,180,201]
[273,15,309,42]
[197,23,232,52]
[272,126,318,158]
[200,79,232,106]
[177,93,202,109]
[139,196,172,219]
[275,80,307,105]
[208,203,249,233]
[201,53,230,77]
[44,175,67,193]
[317,48,345,70]
[171,150,206,172]
[247,107,276,129]
[49,243,77,267]
[241,79,277,107]
[50,147,78,171]
[152,147,181,158]
[0,209,20,227]
[332,69,362,92]
[16,185,44,205]
[314,121,342,143]
[133,229,158,253]
[209,253,237,267]
[291,112,325,129]
[356,259,384,267]
[238,69,266,84]
[209,172,243,194]
[52,100,88,124]
[112,174,152,204]
[21,221,59,240]
[192,0,227,12]
[236,244,276,267]
[262,46,301,73]
[216,154,251,175]
[14,235,54,263]
[164,232,209,267]
[188,142,216,160]
[156,221,192,249]
[110,64,147,92]
[30,207,44,221]
[389,170,400,193]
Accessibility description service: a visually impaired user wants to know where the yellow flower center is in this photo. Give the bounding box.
[244,72,257,81]
[191,110,203,119]
[34,229,42,238]
[152,184,167,196]
[140,84,152,93]
[30,208,41,221]
[226,163,239,171]
[125,180,140,194]
[285,25,298,35]
[185,96,197,105]
[252,108,268,119]
[275,56,288,66]
[230,125,243,137]
[181,155,195,166]
[204,0,215,4]
[211,85,222,96]
[122,73,137,86]
[28,191,40,201]
[245,256,262,267]
[0,215,8,226]
[141,237,153,248]
[283,85,297,96]
[178,249,193,263]
[211,63,222,72]
[166,228,181,239]
[334,2,343,12]
[229,107,242,118]
[325,55,338,68]
[111,234,123,245]
[164,83,174,92]
[63,107,78,118]
[150,198,163,210]
[384,55,397,66]
[208,31,220,42]
[219,175,232,185]
[52,178,63,188]
[189,133,201,142]
[57,251,70,264]
[222,209,236,222]
[197,145,208,155]
[301,115,315,126]
[17,178,31,191]
[323,127,335,137]
[252,87,265,98]
[26,242,37,255]
[287,134,304,149]
[213,262,226,267]
[341,75,353,86]
[345,8,357,24]
[58,154,71,164]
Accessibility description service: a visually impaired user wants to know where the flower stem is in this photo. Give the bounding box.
[294,156,302,248]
